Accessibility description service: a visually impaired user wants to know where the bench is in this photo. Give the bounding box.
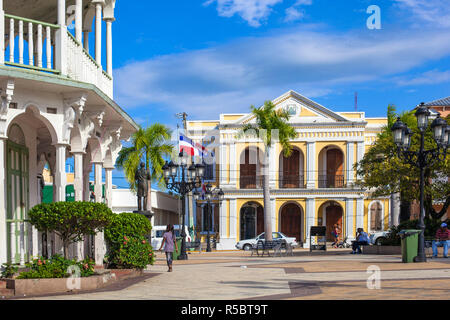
[185,240,201,251]
[425,238,449,258]
[251,239,285,257]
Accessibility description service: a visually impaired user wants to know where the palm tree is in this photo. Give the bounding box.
[116,123,173,212]
[237,101,297,241]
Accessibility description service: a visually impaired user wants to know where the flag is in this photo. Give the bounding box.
[179,134,211,157]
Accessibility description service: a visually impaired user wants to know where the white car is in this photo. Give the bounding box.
[151,225,192,249]
[370,231,390,245]
[235,232,299,251]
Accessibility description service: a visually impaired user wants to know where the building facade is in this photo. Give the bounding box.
[187,90,390,250]
[0,0,138,266]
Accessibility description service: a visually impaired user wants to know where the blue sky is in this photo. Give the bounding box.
[99,0,450,188]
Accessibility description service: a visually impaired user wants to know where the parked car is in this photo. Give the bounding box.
[370,231,390,245]
[151,225,192,250]
[235,232,299,251]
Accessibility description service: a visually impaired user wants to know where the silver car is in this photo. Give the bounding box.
[235,232,299,251]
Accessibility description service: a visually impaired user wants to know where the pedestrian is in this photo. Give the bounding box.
[432,223,450,258]
[331,224,340,248]
[158,224,179,272]
[351,228,370,254]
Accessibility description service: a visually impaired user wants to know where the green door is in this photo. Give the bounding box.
[6,140,30,265]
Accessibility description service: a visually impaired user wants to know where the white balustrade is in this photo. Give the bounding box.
[3,14,113,99]
[5,14,58,73]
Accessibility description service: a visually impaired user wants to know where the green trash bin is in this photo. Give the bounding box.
[173,238,182,261]
[399,229,421,263]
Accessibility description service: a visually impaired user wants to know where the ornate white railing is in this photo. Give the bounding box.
[4,14,60,74]
[66,32,113,98]
[2,14,113,99]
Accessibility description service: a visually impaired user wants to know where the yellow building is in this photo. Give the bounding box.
[187,90,389,250]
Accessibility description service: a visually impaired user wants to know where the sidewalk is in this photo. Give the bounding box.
[18,249,450,300]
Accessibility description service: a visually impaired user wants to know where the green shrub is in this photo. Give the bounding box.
[16,255,95,279]
[105,237,154,269]
[104,212,154,269]
[104,212,152,245]
[1,263,19,279]
[28,202,114,258]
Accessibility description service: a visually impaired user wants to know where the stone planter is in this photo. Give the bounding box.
[362,245,402,255]
[1,269,143,298]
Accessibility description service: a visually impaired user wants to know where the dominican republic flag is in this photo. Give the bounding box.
[179,134,211,157]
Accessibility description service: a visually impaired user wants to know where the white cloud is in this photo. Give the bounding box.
[204,0,283,27]
[395,0,450,28]
[114,27,450,119]
[284,0,313,22]
[396,69,450,86]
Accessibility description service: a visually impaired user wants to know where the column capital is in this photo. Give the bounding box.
[103,166,114,171]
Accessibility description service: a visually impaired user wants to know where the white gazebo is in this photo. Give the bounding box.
[0,0,139,266]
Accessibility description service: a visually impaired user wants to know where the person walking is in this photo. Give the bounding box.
[158,224,179,272]
[331,224,340,248]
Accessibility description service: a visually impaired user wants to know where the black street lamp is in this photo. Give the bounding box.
[193,183,224,252]
[392,102,449,262]
[162,152,205,260]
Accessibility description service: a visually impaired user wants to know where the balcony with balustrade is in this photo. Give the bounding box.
[0,0,115,99]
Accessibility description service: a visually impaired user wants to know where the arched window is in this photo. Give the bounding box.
[370,202,383,231]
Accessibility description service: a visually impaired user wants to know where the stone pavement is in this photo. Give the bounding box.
[19,249,450,300]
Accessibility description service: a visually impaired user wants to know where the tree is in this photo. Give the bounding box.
[28,202,114,259]
[356,105,450,222]
[116,123,173,212]
[237,101,296,241]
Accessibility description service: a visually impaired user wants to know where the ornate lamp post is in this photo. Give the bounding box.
[193,183,224,252]
[162,152,205,260]
[391,102,449,262]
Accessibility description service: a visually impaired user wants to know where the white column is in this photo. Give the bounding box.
[229,199,237,240]
[356,197,364,230]
[306,142,316,189]
[0,138,7,264]
[55,0,67,75]
[229,143,237,187]
[0,0,5,65]
[95,3,102,66]
[75,0,83,43]
[271,198,276,233]
[73,152,84,201]
[93,162,104,266]
[219,143,227,186]
[345,198,355,241]
[346,142,355,186]
[219,199,227,240]
[104,18,114,75]
[54,144,67,202]
[94,162,103,203]
[54,144,67,256]
[104,167,113,208]
[356,141,365,180]
[304,198,316,248]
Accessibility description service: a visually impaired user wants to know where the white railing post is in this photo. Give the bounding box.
[18,20,23,64]
[0,0,4,65]
[9,18,14,63]
[37,24,42,68]
[46,26,51,69]
[28,22,33,66]
[55,0,67,74]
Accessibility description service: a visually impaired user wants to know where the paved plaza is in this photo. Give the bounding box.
[16,248,450,300]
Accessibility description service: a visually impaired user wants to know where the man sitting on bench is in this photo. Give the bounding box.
[351,228,370,254]
[432,223,450,258]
